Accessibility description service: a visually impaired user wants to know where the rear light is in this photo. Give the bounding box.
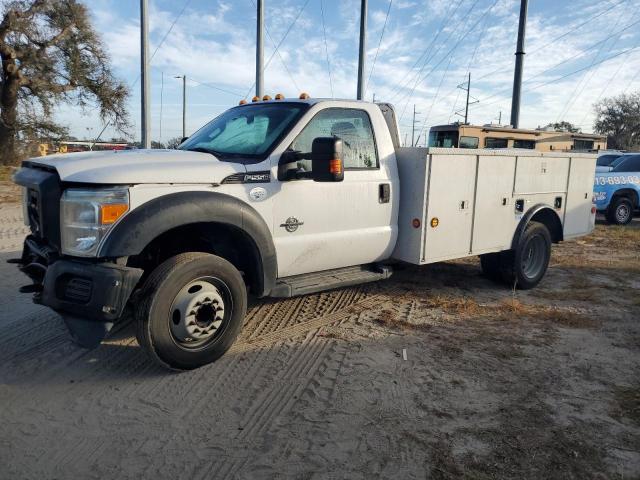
[591,206,596,214]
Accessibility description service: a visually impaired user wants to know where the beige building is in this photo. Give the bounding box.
[428,124,607,152]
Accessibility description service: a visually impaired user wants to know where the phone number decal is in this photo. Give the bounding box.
[594,175,640,186]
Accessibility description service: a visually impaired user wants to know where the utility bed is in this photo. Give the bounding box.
[392,148,597,265]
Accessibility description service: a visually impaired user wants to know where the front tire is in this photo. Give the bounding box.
[606,197,633,225]
[136,252,247,370]
[499,221,551,290]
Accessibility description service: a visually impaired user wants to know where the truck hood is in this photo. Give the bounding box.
[26,149,246,184]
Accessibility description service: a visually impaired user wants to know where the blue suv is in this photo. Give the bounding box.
[594,154,640,224]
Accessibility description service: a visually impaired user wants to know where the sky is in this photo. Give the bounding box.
[54,0,640,144]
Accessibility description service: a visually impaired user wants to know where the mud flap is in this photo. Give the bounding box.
[62,315,114,349]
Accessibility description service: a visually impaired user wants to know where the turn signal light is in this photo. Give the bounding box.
[275,93,285,100]
[299,92,310,99]
[100,204,128,224]
[251,96,260,102]
[329,158,342,175]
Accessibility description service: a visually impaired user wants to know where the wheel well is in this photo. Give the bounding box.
[127,222,263,295]
[529,208,563,243]
[611,189,639,208]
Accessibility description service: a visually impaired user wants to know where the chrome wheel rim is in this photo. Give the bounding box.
[521,234,546,280]
[168,276,230,349]
[616,204,630,223]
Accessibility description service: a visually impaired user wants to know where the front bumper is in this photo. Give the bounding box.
[16,236,143,346]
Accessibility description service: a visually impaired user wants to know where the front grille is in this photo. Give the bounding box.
[63,277,93,303]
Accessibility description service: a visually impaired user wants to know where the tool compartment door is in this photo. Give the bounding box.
[564,156,596,237]
[471,155,517,253]
[423,153,477,262]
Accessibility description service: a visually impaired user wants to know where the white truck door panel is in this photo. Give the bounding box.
[514,156,569,194]
[272,170,394,277]
[564,157,597,238]
[471,155,517,253]
[423,153,477,262]
[270,103,398,278]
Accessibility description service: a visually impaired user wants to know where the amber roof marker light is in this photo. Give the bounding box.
[275,93,285,100]
[251,96,260,102]
[239,99,247,105]
[299,92,310,99]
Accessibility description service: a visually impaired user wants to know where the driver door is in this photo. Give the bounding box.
[271,106,395,278]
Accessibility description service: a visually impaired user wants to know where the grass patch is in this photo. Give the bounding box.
[0,166,16,182]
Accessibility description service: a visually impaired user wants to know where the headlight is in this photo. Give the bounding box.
[61,187,129,257]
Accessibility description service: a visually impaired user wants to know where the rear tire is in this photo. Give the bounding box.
[499,221,551,290]
[136,252,247,370]
[606,197,633,225]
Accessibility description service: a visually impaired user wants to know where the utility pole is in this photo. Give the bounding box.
[372,93,376,103]
[159,71,164,145]
[455,73,478,124]
[464,73,471,124]
[357,0,367,100]
[140,0,150,148]
[256,0,264,98]
[510,0,528,128]
[175,75,186,139]
[411,104,420,147]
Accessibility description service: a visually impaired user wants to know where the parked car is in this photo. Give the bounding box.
[596,152,623,172]
[594,154,640,224]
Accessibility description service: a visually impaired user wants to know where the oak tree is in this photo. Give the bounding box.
[594,92,640,150]
[0,0,129,165]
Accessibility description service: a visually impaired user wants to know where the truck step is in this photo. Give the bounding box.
[270,264,392,298]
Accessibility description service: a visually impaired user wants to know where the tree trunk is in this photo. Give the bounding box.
[0,56,20,166]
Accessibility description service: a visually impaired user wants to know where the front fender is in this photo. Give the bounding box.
[97,191,277,296]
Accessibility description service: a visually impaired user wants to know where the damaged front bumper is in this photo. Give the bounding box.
[14,235,143,347]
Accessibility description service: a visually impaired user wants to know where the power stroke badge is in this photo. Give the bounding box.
[280,217,304,233]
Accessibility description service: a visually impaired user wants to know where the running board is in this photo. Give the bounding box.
[270,264,392,298]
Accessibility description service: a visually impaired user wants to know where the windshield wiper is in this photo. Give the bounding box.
[185,146,224,156]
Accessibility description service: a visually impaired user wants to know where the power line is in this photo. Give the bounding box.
[555,0,629,121]
[397,0,499,123]
[388,0,465,102]
[472,44,640,111]
[249,0,301,93]
[365,0,393,96]
[243,0,312,99]
[189,78,244,97]
[474,0,629,84]
[320,0,334,97]
[471,15,640,108]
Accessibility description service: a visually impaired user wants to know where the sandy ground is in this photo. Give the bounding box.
[0,199,639,480]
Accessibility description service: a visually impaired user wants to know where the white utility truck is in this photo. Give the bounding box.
[13,96,597,369]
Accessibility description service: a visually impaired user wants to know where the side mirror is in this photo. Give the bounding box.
[311,137,344,182]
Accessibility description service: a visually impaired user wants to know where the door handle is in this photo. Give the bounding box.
[379,183,390,203]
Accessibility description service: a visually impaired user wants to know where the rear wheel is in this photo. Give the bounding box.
[499,221,551,290]
[136,252,247,370]
[606,197,633,225]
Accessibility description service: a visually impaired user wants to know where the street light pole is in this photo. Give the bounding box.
[175,75,186,139]
[510,0,529,128]
[357,0,368,100]
[140,0,151,148]
[256,0,264,98]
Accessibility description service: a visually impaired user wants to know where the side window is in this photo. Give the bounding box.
[614,156,640,172]
[513,139,535,149]
[485,137,508,148]
[288,108,379,171]
[459,136,479,148]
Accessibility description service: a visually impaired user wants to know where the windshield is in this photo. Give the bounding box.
[180,103,307,161]
[596,154,620,167]
[428,130,458,148]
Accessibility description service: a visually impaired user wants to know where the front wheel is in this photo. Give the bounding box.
[136,252,247,370]
[499,221,551,290]
[606,197,633,225]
